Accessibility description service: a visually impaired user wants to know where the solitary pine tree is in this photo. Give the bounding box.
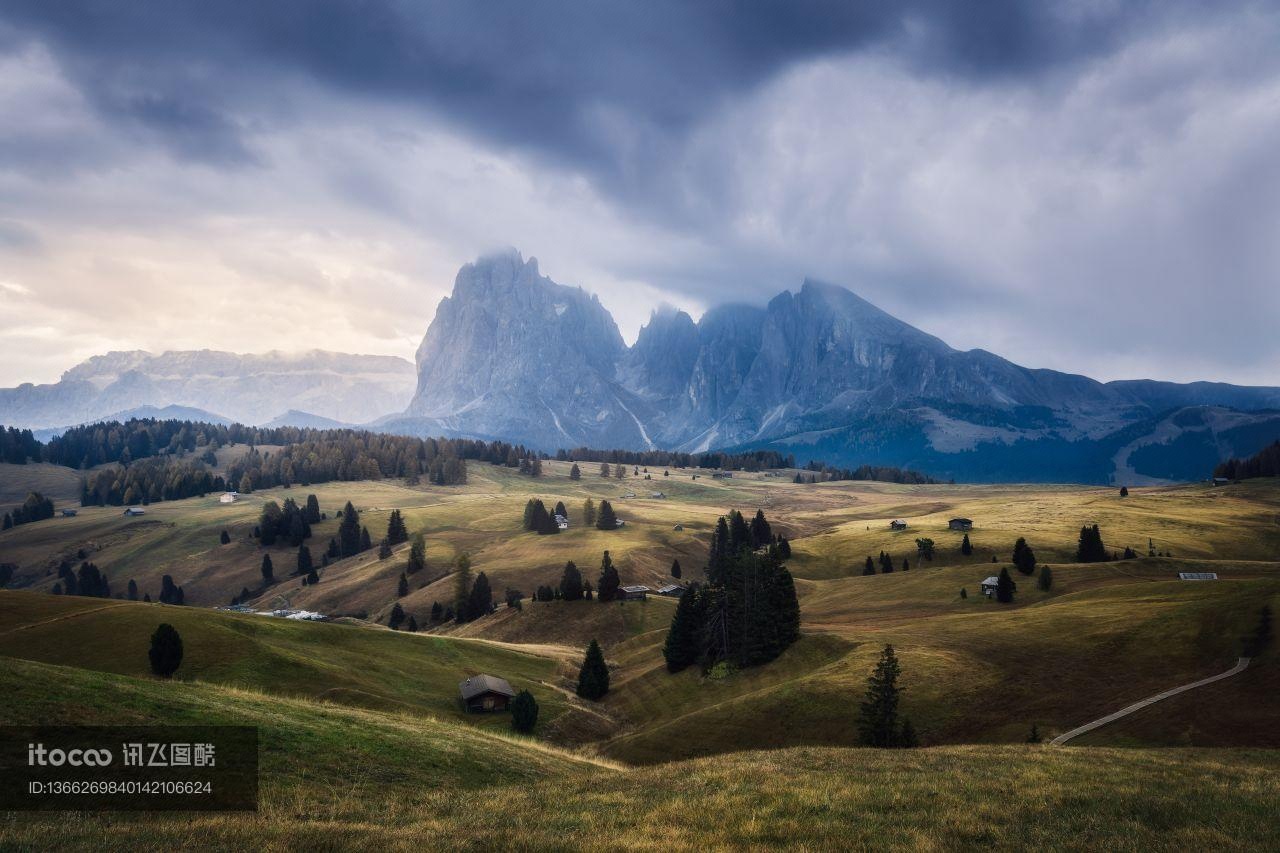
[996,567,1016,603]
[1012,537,1037,575]
[296,545,312,578]
[670,558,682,579]
[560,561,584,601]
[220,529,230,545]
[407,532,426,574]
[511,689,539,733]
[576,639,610,700]
[858,644,904,748]
[961,533,972,556]
[1037,566,1053,591]
[261,553,274,583]
[662,583,705,673]
[127,578,138,601]
[430,601,443,622]
[306,567,319,585]
[596,500,618,530]
[569,463,581,481]
[863,556,876,576]
[378,539,393,559]
[1027,724,1042,743]
[397,573,409,597]
[582,498,597,527]
[1120,486,1129,497]
[600,462,611,478]
[597,551,620,602]
[148,623,184,678]
[388,603,405,630]
[338,502,362,557]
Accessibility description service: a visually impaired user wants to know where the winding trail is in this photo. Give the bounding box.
[1051,657,1251,745]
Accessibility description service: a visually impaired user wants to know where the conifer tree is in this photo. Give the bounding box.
[1027,724,1042,743]
[600,462,611,478]
[261,553,274,583]
[338,502,361,557]
[576,639,610,700]
[523,498,537,531]
[360,526,372,552]
[560,561,584,601]
[468,571,492,618]
[378,539,392,559]
[388,603,405,630]
[306,567,319,585]
[148,623,183,678]
[220,529,230,545]
[961,533,972,556]
[582,498,597,527]
[397,573,409,597]
[663,583,705,672]
[749,509,773,549]
[430,601,443,622]
[386,509,408,545]
[670,558,682,579]
[597,551,620,602]
[127,578,138,600]
[407,615,418,632]
[1012,537,1037,575]
[996,567,1016,603]
[900,717,919,748]
[858,644,904,747]
[407,532,427,575]
[1245,605,1273,657]
[863,556,876,576]
[305,493,321,524]
[1037,566,1053,591]
[569,463,581,480]
[1075,524,1108,562]
[511,689,539,733]
[554,501,568,521]
[596,500,618,530]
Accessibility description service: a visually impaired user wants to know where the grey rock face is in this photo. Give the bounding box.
[403,251,1280,482]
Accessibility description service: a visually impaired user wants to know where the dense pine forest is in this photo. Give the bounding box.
[663,509,801,673]
[1215,441,1280,481]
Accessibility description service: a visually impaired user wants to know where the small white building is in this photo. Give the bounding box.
[1178,572,1218,581]
[123,507,146,517]
[980,576,1000,596]
[890,519,908,530]
[619,585,650,601]
[219,491,239,504]
[555,514,569,530]
[657,584,685,597]
[615,519,626,528]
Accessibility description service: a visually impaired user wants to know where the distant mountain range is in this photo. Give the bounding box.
[3,249,1278,483]
[0,349,415,430]
[389,249,1280,484]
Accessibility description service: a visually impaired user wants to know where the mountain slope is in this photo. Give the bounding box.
[400,252,1280,482]
[0,349,416,429]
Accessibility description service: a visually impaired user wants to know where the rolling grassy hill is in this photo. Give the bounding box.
[1,461,1278,763]
[1,655,1277,849]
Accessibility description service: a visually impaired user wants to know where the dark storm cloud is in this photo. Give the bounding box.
[0,0,1205,174]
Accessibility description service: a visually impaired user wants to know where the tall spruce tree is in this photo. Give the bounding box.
[560,561,584,601]
[961,533,972,556]
[569,463,581,481]
[582,498,596,527]
[670,559,682,579]
[386,509,408,545]
[597,551,620,602]
[296,545,312,577]
[468,571,493,618]
[261,553,274,583]
[996,567,1016,603]
[511,689,539,733]
[596,500,618,530]
[338,502,362,557]
[1012,537,1037,575]
[1075,524,1108,562]
[360,526,372,552]
[662,583,705,672]
[858,644,904,747]
[397,573,409,597]
[407,532,427,575]
[576,639,610,700]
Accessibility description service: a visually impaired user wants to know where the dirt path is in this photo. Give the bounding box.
[1051,657,1251,745]
[0,602,132,637]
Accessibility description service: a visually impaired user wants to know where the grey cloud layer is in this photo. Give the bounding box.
[0,0,1276,387]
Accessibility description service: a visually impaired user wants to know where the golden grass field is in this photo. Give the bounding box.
[1,458,1279,847]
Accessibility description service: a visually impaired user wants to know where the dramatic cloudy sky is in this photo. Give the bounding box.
[1,1,1278,388]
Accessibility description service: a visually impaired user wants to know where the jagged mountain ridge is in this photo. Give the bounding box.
[0,349,416,429]
[398,250,1280,482]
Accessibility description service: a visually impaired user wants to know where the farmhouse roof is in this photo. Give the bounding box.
[981,576,1000,586]
[620,585,651,593]
[951,517,973,524]
[459,674,515,701]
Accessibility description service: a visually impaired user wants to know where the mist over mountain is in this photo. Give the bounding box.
[0,349,416,430]
[394,250,1280,483]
